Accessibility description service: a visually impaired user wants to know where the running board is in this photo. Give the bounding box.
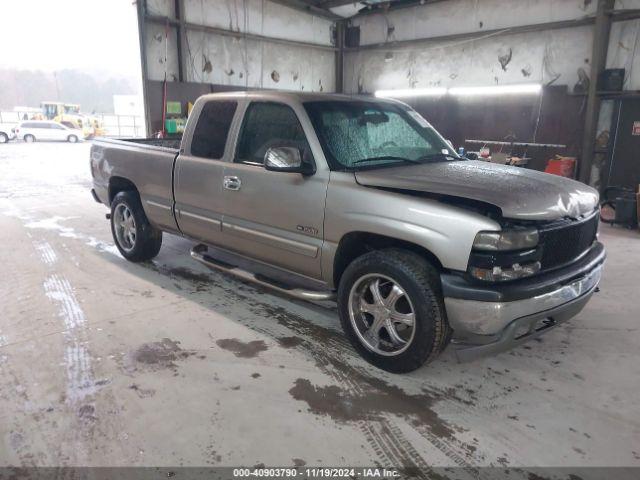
[190,244,336,302]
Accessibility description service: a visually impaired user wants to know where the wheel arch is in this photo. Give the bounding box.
[108,176,139,205]
[332,231,444,288]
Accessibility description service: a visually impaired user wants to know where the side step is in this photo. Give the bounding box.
[190,244,336,302]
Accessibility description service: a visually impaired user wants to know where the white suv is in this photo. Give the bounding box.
[15,121,83,143]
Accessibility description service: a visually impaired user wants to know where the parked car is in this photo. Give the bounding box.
[90,92,605,373]
[15,120,83,143]
[0,123,16,143]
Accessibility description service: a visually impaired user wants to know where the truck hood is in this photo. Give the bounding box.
[354,160,599,221]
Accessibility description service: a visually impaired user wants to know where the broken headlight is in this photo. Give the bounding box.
[469,228,541,281]
[469,261,541,282]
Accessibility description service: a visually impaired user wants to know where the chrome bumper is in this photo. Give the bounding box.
[446,264,602,361]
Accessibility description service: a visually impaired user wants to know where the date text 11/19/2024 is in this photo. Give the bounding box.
[233,467,401,478]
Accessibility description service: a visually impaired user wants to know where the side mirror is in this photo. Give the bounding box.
[264,147,314,175]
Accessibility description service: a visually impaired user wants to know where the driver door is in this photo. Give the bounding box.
[219,101,329,280]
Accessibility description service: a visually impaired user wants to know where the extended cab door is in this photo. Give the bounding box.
[219,101,329,280]
[173,99,239,245]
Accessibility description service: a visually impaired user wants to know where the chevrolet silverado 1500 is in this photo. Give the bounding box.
[90,92,605,372]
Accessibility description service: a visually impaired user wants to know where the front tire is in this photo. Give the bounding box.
[24,134,35,143]
[110,191,162,262]
[0,133,8,144]
[67,135,78,143]
[337,249,451,373]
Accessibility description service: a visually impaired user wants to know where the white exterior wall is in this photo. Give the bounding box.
[345,0,640,94]
[606,18,640,90]
[143,0,335,92]
[345,26,593,94]
[352,0,596,46]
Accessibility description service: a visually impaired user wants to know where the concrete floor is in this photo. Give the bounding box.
[0,142,638,472]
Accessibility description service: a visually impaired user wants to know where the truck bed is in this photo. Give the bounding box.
[90,136,181,233]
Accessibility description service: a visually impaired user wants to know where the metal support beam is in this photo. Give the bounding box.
[579,0,615,184]
[345,17,595,52]
[334,20,346,93]
[146,14,337,52]
[136,0,152,137]
[317,0,364,7]
[268,0,341,20]
[174,0,186,82]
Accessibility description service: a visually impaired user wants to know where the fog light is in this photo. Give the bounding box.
[470,261,541,282]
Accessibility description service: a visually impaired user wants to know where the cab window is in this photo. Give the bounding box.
[191,100,238,160]
[236,102,310,165]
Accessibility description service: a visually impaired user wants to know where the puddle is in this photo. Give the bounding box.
[128,338,196,371]
[216,338,268,358]
[289,375,456,440]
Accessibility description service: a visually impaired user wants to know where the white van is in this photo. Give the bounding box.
[15,121,83,143]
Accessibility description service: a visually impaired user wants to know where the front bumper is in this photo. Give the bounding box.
[442,242,605,361]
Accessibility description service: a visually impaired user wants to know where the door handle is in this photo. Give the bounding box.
[223,176,242,191]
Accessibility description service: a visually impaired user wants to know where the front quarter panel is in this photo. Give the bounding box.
[322,172,500,286]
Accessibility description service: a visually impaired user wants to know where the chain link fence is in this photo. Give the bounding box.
[0,110,145,138]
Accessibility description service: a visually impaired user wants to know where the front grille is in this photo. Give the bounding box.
[538,212,599,271]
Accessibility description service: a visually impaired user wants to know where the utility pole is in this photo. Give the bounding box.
[54,71,60,101]
[579,0,615,184]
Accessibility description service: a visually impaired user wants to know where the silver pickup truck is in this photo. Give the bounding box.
[90,91,605,373]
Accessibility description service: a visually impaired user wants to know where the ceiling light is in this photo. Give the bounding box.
[374,84,542,99]
[375,87,447,98]
[448,84,542,96]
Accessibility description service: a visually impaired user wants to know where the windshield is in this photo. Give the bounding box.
[303,100,460,170]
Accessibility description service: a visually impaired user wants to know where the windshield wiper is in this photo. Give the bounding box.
[352,156,423,165]
[416,152,460,162]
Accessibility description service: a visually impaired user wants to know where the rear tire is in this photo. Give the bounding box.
[110,191,163,262]
[67,135,78,143]
[24,134,35,143]
[0,133,8,144]
[337,249,451,373]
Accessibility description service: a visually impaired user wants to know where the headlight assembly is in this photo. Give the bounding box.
[473,228,539,251]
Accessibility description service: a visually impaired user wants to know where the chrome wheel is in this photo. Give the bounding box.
[348,274,416,356]
[114,203,137,252]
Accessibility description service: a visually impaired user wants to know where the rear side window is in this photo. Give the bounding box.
[191,101,237,160]
[236,102,309,165]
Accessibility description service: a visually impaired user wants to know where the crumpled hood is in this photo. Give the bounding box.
[355,160,599,221]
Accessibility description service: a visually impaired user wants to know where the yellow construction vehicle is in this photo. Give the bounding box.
[41,102,105,138]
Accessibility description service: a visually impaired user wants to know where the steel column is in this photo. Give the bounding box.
[579,0,615,183]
